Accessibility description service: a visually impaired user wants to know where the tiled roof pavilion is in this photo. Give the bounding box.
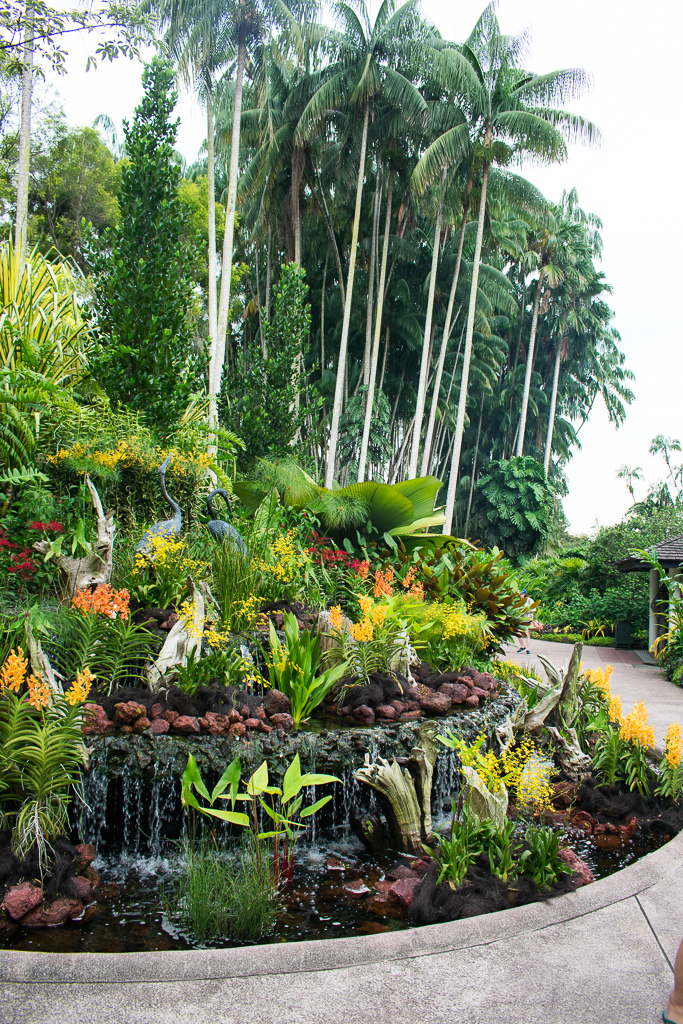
[617,533,683,573]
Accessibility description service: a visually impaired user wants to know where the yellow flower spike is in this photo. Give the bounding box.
[329,606,343,630]
[27,673,51,709]
[358,595,373,618]
[664,723,683,768]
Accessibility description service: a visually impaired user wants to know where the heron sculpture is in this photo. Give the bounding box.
[135,454,182,558]
[206,489,248,554]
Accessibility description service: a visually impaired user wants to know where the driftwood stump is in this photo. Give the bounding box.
[32,476,114,600]
[146,576,205,691]
[355,722,438,855]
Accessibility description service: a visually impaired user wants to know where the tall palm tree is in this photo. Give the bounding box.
[296,0,428,487]
[424,2,599,534]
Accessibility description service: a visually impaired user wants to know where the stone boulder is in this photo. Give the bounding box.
[21,896,84,928]
[388,877,421,909]
[264,690,292,716]
[113,701,146,725]
[558,847,595,886]
[417,691,451,716]
[352,705,376,726]
[74,843,96,870]
[3,882,43,921]
[81,703,114,737]
[269,713,295,732]
[376,704,397,720]
[151,718,169,735]
[173,715,201,735]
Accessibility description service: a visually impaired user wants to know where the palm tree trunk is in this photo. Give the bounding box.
[292,146,305,269]
[206,84,218,355]
[324,99,370,488]
[543,342,562,477]
[443,161,489,535]
[361,172,381,389]
[420,205,468,477]
[265,225,272,327]
[358,169,393,482]
[464,391,485,537]
[379,321,389,393]
[515,275,543,457]
[409,166,447,478]
[320,250,328,371]
[210,27,246,417]
[15,9,34,269]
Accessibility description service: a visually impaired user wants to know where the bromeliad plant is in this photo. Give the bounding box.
[262,612,349,726]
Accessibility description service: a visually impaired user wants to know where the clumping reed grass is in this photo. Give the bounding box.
[164,835,279,944]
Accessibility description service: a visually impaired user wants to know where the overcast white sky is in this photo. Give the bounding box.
[53,0,682,535]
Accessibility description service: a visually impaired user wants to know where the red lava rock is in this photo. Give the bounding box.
[408,859,430,878]
[159,612,179,631]
[552,782,578,810]
[238,705,251,719]
[400,710,421,721]
[200,712,228,735]
[149,703,163,721]
[133,716,152,733]
[339,706,353,717]
[456,675,474,689]
[390,701,406,714]
[229,722,247,738]
[163,710,179,725]
[404,700,421,712]
[253,706,267,722]
[376,704,397,720]
[114,701,146,725]
[406,686,421,701]
[449,684,470,704]
[21,897,84,928]
[463,695,479,708]
[151,718,170,735]
[82,866,100,888]
[74,843,96,870]
[570,811,596,834]
[81,703,114,736]
[243,718,262,730]
[69,876,94,902]
[388,877,421,909]
[352,705,376,726]
[227,710,243,724]
[474,675,493,691]
[386,864,418,881]
[437,683,456,698]
[3,882,43,921]
[471,687,489,700]
[342,879,371,898]
[620,816,638,837]
[418,692,452,716]
[270,713,295,732]
[173,715,201,735]
[260,722,273,734]
[374,880,393,894]
[120,725,134,734]
[326,856,354,872]
[264,690,291,716]
[558,847,595,886]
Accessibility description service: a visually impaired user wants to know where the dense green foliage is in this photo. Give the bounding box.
[91,58,205,429]
[470,457,555,559]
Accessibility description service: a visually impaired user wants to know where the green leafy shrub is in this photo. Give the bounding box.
[47,609,160,693]
[263,613,349,726]
[470,457,555,559]
[519,826,571,889]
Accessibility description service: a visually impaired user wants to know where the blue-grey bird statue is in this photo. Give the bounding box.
[206,489,247,554]
[135,454,183,558]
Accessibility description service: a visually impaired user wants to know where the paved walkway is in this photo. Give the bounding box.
[502,637,683,752]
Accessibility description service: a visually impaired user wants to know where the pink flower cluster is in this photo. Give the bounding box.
[28,521,64,533]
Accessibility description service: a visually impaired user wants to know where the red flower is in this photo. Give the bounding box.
[46,521,63,533]
[28,521,47,531]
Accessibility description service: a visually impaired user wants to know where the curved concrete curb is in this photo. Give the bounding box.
[2,827,682,985]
